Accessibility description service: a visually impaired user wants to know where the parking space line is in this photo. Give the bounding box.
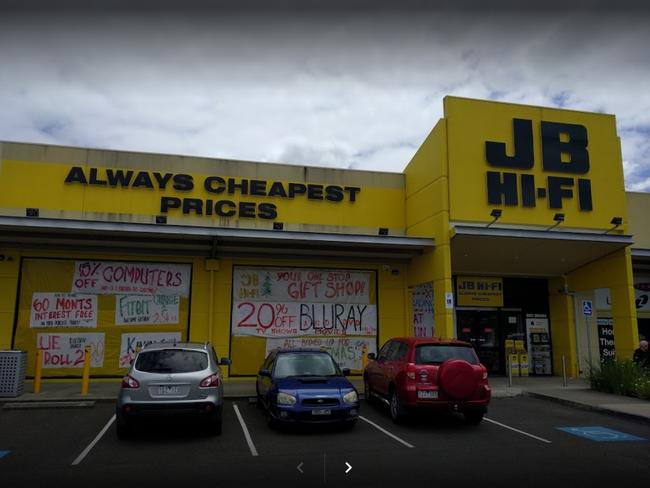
[233,403,259,457]
[359,416,414,448]
[484,417,552,444]
[71,414,116,466]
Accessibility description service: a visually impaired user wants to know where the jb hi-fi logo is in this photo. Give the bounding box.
[485,119,592,211]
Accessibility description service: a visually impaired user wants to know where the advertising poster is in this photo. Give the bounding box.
[597,318,616,361]
[456,276,504,307]
[30,293,97,328]
[412,282,434,338]
[119,332,182,368]
[265,337,377,370]
[525,314,552,375]
[37,333,105,368]
[115,295,180,325]
[71,260,191,297]
[232,267,377,338]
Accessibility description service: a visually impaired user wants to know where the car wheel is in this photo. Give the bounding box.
[208,412,223,436]
[464,411,484,425]
[364,377,375,404]
[255,383,264,409]
[343,419,358,430]
[115,416,131,440]
[389,389,405,423]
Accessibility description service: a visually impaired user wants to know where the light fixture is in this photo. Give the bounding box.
[486,208,502,228]
[378,227,389,236]
[547,213,565,231]
[605,216,623,234]
[155,215,167,224]
[273,222,284,230]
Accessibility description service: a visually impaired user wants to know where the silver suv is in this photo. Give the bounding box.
[116,342,230,438]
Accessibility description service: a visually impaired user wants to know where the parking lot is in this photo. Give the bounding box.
[2,396,650,487]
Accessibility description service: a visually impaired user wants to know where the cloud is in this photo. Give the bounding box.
[0,10,649,191]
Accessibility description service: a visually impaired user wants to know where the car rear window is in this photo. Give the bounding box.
[415,345,479,365]
[274,353,339,378]
[135,349,209,373]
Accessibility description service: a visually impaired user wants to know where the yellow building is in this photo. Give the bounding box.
[0,96,646,380]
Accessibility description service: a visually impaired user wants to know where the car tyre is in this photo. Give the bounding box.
[115,416,131,440]
[389,388,406,424]
[464,411,484,425]
[364,377,375,404]
[208,412,223,436]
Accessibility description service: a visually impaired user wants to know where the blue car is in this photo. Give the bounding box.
[256,349,360,428]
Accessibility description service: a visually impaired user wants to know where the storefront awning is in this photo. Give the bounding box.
[451,225,633,277]
[0,216,434,262]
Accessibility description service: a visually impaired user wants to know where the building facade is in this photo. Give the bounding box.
[0,96,646,380]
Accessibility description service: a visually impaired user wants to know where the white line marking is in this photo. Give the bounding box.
[484,417,552,444]
[72,414,115,465]
[233,403,259,457]
[359,416,414,448]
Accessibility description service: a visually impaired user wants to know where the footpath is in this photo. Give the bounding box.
[2,375,650,424]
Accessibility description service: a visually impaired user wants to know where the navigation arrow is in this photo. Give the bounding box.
[345,462,352,474]
[297,462,304,474]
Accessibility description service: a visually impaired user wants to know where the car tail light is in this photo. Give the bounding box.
[406,363,417,380]
[200,374,221,388]
[121,375,140,389]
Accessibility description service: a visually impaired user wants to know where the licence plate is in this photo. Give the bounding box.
[158,385,181,395]
[311,409,331,416]
[417,390,438,399]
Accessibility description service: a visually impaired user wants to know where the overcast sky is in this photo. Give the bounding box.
[1,4,649,192]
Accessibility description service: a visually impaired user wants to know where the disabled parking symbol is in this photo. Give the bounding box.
[557,426,646,442]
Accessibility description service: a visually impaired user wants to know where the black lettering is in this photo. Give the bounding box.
[258,203,277,219]
[325,185,343,202]
[215,200,236,217]
[520,174,536,207]
[268,181,288,198]
[160,197,181,213]
[205,199,213,216]
[172,174,194,191]
[250,180,267,196]
[485,118,534,169]
[132,171,154,189]
[64,166,88,184]
[152,172,173,189]
[228,178,248,195]
[89,167,107,186]
[344,187,361,202]
[106,169,134,187]
[547,176,574,209]
[307,184,324,200]
[578,178,593,211]
[204,176,226,194]
[487,171,518,205]
[541,121,589,174]
[238,201,256,218]
[288,183,307,198]
[182,198,203,215]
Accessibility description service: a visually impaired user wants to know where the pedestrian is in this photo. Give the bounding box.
[633,340,649,371]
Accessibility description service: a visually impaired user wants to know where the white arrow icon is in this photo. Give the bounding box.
[345,462,352,474]
[297,462,304,474]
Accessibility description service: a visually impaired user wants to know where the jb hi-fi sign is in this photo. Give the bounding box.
[485,119,592,211]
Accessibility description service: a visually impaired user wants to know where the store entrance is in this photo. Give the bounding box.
[456,309,500,373]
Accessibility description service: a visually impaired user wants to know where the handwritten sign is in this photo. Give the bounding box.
[412,282,434,338]
[30,293,97,328]
[37,333,105,368]
[232,267,377,338]
[266,337,377,370]
[233,301,377,337]
[119,332,182,368]
[71,261,191,297]
[115,295,180,325]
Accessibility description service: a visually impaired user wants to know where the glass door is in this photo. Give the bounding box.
[456,309,500,373]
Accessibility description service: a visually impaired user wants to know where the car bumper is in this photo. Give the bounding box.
[117,393,223,417]
[270,404,360,424]
[400,384,491,412]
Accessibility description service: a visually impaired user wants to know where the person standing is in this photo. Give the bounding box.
[633,340,649,370]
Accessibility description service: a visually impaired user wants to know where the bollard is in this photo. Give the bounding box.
[361,344,368,369]
[33,348,43,394]
[81,345,92,395]
[562,355,568,387]
[508,356,513,388]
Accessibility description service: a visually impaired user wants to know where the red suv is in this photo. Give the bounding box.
[364,337,490,424]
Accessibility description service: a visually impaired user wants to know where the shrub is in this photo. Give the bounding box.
[588,359,650,397]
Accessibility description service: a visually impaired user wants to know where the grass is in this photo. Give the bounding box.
[588,359,650,399]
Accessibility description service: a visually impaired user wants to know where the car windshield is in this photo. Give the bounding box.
[273,353,339,378]
[415,345,479,365]
[135,349,209,373]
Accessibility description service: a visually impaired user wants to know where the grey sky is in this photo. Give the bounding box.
[1,8,649,191]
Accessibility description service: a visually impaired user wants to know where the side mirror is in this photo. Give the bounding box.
[219,357,231,366]
[341,368,351,376]
[367,353,376,361]
[258,368,272,377]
